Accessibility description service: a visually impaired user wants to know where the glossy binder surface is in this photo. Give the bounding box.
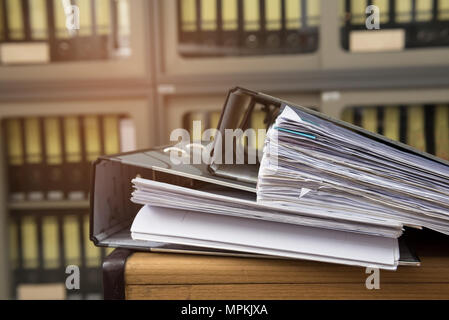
[2,114,128,201]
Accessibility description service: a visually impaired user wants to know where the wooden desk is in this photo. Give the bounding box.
[102,229,449,300]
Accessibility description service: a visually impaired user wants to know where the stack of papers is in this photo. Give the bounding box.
[129,105,449,270]
[258,106,449,235]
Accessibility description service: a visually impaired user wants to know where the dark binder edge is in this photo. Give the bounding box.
[102,248,133,300]
[398,233,421,266]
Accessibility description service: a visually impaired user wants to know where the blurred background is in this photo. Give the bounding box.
[0,0,448,300]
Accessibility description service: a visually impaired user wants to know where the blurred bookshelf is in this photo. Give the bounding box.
[0,0,449,300]
[3,114,131,202]
[320,0,449,71]
[1,113,134,299]
[182,102,319,151]
[341,0,449,51]
[155,0,321,80]
[0,0,130,65]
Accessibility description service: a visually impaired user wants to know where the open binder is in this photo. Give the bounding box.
[89,87,449,266]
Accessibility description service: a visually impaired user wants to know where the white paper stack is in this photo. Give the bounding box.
[258,106,449,235]
[130,177,402,270]
[129,105,449,270]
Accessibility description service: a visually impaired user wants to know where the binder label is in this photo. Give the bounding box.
[350,29,405,52]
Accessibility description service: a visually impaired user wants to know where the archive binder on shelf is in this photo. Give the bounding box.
[341,104,449,161]
[2,114,131,202]
[0,0,129,64]
[341,0,449,51]
[44,117,65,200]
[4,119,26,201]
[3,112,131,298]
[1,116,133,300]
[90,87,439,265]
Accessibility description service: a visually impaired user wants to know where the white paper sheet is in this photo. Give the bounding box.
[131,205,399,270]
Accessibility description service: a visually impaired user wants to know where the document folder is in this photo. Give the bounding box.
[90,87,445,265]
[89,146,419,265]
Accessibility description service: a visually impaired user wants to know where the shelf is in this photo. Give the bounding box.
[8,200,90,211]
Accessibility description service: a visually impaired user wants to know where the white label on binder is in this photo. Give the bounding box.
[119,119,137,152]
[350,29,405,53]
[0,42,50,64]
[322,91,341,102]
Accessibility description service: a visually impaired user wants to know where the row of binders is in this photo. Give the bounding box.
[345,0,449,25]
[110,87,449,270]
[4,112,130,298]
[184,0,449,28]
[184,104,449,160]
[180,0,320,33]
[9,211,114,271]
[180,0,449,34]
[0,0,130,63]
[178,0,320,55]
[3,114,133,201]
[0,0,130,41]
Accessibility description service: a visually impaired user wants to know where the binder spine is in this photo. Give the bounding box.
[0,0,8,41]
[200,0,218,47]
[24,118,44,201]
[435,104,449,160]
[39,117,49,200]
[222,0,239,48]
[3,119,24,201]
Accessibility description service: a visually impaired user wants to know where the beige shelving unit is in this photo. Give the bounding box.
[1,0,449,299]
